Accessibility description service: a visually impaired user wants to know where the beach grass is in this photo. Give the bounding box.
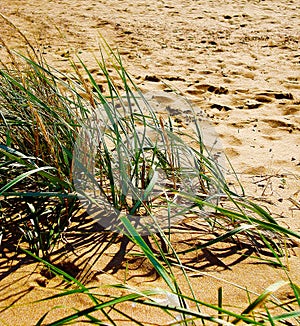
[0,37,300,325]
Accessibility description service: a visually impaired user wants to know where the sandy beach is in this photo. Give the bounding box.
[0,0,299,324]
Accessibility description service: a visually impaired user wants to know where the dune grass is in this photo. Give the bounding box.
[0,36,300,325]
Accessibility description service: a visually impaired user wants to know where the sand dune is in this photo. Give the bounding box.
[0,0,299,324]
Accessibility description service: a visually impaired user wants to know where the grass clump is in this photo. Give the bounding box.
[0,37,300,325]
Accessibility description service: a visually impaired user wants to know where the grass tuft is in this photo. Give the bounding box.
[0,38,299,325]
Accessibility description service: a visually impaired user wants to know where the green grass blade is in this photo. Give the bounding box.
[0,145,71,188]
[0,166,55,195]
[46,289,159,326]
[120,216,176,292]
[232,280,288,324]
[177,224,255,255]
[22,249,99,305]
[272,310,300,322]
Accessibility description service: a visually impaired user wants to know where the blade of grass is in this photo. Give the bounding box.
[0,166,56,195]
[22,249,99,305]
[120,215,176,292]
[232,280,288,325]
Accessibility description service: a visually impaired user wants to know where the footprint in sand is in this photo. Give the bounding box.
[187,83,229,96]
[281,105,299,116]
[262,119,299,132]
[255,91,294,101]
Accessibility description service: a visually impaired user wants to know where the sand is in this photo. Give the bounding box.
[0,0,300,325]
